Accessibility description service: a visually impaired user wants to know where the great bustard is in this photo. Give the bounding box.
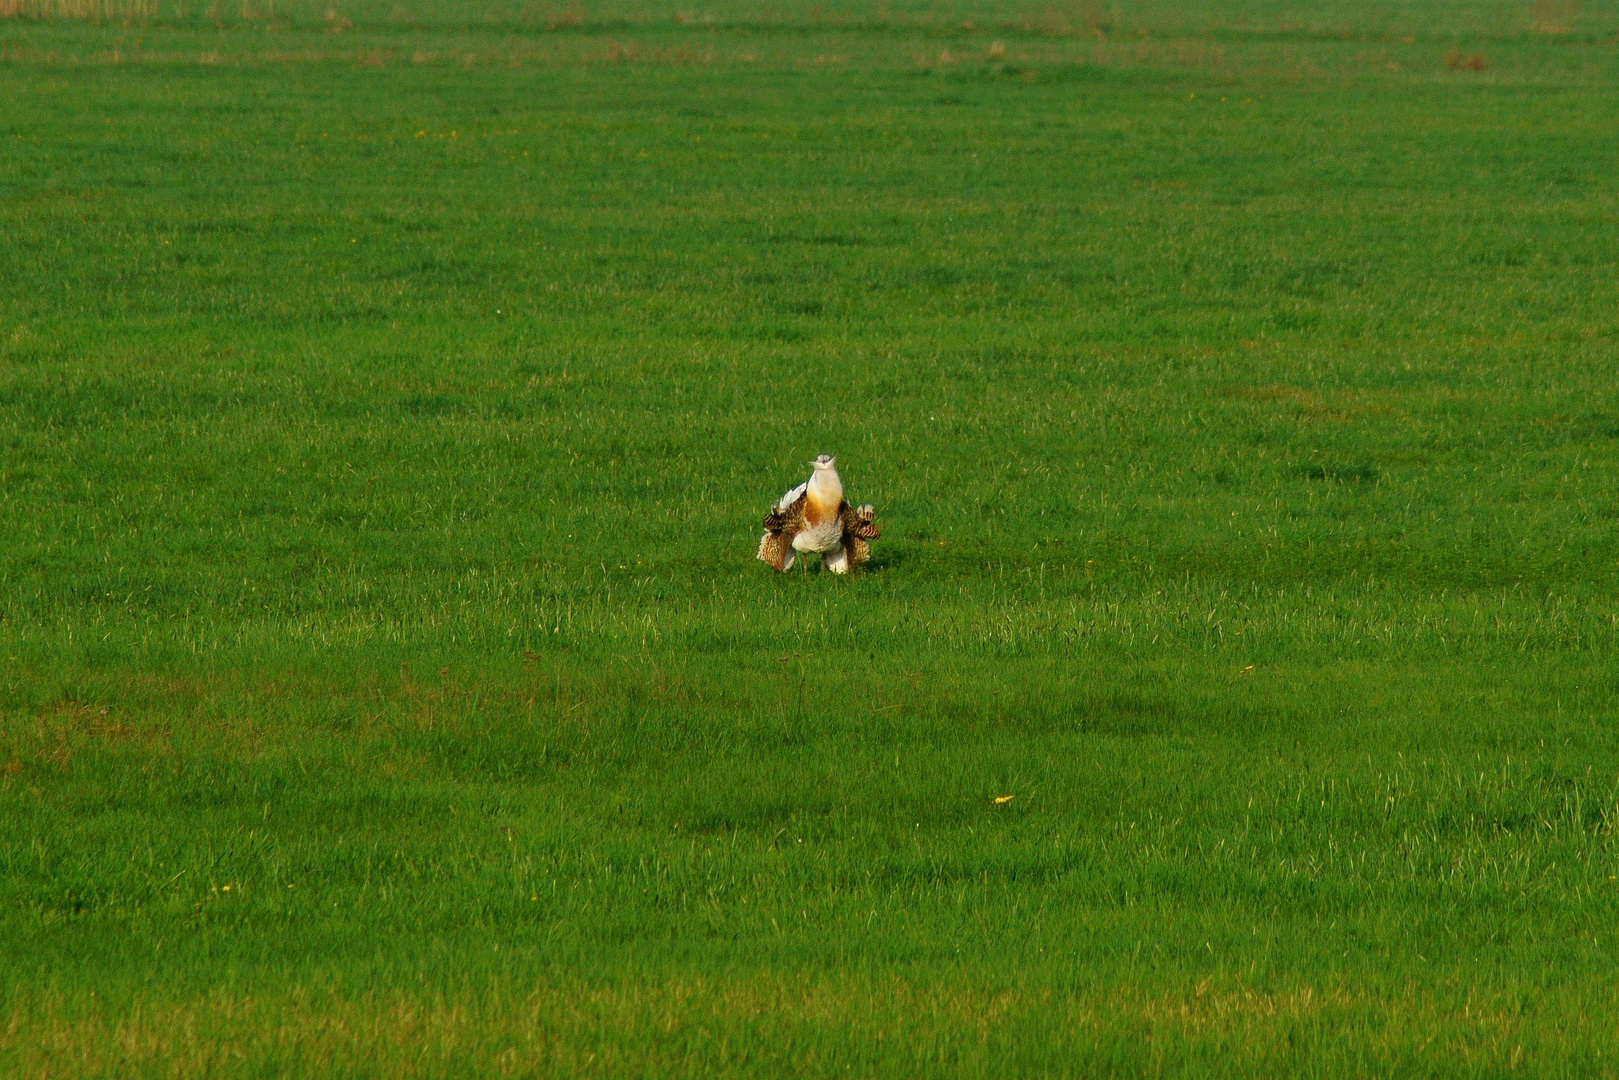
[756,455,880,574]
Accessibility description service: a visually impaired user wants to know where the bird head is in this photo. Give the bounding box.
[811,454,837,472]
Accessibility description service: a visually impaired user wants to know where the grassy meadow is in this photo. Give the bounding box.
[4,0,1619,1073]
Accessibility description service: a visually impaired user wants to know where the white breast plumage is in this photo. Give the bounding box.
[791,517,844,554]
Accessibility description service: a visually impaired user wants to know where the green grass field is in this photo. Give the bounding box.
[4,0,1619,1074]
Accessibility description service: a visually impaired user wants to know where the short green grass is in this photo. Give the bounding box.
[4,1,1619,1074]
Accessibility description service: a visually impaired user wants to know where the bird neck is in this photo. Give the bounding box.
[807,469,842,505]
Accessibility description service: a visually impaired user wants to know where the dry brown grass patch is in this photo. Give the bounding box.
[1021,0,1114,38]
[0,977,1598,1077]
[527,3,581,30]
[1219,384,1349,423]
[1527,0,1582,34]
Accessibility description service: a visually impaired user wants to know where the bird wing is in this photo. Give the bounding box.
[838,501,880,540]
[836,502,878,570]
[840,532,871,569]
[759,486,809,571]
[762,486,809,535]
[776,481,808,512]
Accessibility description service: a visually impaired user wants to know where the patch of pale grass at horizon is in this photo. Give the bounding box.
[0,0,155,16]
[2,23,1603,77]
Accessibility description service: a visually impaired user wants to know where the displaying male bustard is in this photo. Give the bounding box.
[756,455,880,574]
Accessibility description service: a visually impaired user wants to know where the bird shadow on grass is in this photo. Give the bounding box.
[783,554,899,576]
[779,551,904,575]
[861,548,908,574]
